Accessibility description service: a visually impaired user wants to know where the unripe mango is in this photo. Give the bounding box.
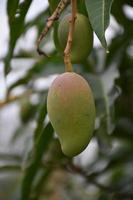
[57,13,93,63]
[47,72,95,157]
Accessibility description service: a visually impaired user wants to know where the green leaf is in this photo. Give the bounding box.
[105,34,127,67]
[85,0,113,49]
[77,0,88,16]
[32,166,53,199]
[111,0,133,28]
[7,0,19,18]
[5,0,32,74]
[20,123,53,200]
[34,98,47,141]
[86,74,115,148]
[20,97,39,124]
[113,118,133,142]
[30,139,66,199]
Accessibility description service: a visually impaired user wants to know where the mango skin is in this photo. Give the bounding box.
[57,13,93,63]
[47,72,95,157]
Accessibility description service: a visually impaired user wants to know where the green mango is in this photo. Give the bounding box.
[47,72,95,157]
[56,13,93,63]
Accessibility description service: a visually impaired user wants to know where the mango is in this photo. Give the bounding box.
[56,13,93,63]
[47,72,95,157]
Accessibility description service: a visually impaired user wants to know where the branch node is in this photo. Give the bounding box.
[37,0,70,57]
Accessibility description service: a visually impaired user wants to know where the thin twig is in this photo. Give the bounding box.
[66,162,133,199]
[66,163,116,192]
[64,0,77,72]
[0,90,32,107]
[37,0,70,56]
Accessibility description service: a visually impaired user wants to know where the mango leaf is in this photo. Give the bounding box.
[7,0,19,18]
[111,0,132,28]
[20,122,53,200]
[32,167,53,199]
[34,98,47,141]
[86,73,117,149]
[5,0,32,74]
[32,140,65,199]
[112,118,133,142]
[77,0,88,16]
[85,0,113,49]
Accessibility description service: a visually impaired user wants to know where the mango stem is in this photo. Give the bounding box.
[64,0,77,72]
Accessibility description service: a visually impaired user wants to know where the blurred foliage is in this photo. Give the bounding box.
[0,0,133,200]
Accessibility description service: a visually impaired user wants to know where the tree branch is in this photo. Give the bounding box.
[66,162,133,199]
[0,90,32,107]
[37,0,70,56]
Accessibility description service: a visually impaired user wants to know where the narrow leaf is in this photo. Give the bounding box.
[5,0,32,74]
[7,0,19,18]
[34,98,47,141]
[20,123,53,200]
[87,74,114,146]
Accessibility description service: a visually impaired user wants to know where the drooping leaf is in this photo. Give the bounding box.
[7,0,19,18]
[20,97,39,124]
[77,0,88,16]
[105,33,131,68]
[86,74,116,148]
[20,122,53,200]
[85,0,113,49]
[31,139,65,199]
[5,0,32,74]
[34,97,47,141]
[111,0,133,28]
